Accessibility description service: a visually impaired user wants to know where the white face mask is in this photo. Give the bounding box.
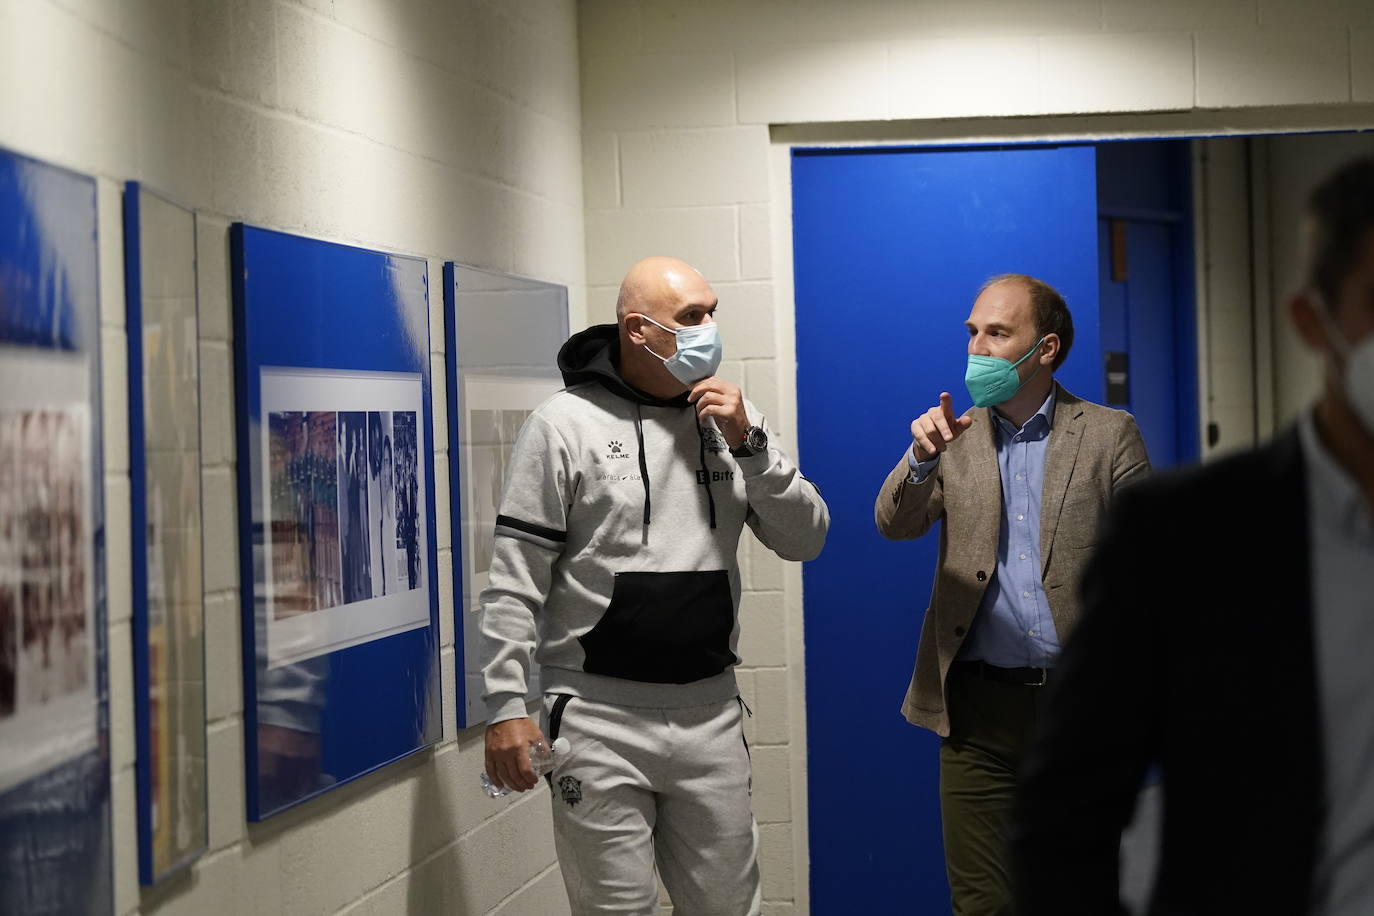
[633,313,724,385]
[1314,296,1374,435]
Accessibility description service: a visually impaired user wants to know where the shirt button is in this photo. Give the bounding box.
[1028,629,1037,637]
[1022,591,1030,598]
[1016,514,1024,521]
[1015,473,1022,480]
[1019,553,1027,560]
[976,570,987,582]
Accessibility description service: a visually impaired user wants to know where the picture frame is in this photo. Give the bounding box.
[123,181,208,884]
[231,225,440,820]
[442,263,568,728]
[0,146,111,915]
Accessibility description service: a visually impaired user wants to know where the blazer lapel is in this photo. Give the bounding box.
[970,407,1004,531]
[1038,383,1085,577]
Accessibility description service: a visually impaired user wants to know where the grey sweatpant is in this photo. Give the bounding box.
[542,695,762,916]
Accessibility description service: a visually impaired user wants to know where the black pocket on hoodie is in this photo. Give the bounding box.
[579,570,734,684]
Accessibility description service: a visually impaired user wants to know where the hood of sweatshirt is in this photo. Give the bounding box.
[557,324,691,409]
[556,323,716,528]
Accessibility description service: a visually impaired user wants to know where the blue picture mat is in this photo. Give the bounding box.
[0,147,111,915]
[442,262,568,729]
[231,224,441,821]
[124,181,208,884]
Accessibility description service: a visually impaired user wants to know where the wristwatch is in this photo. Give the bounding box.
[730,425,768,458]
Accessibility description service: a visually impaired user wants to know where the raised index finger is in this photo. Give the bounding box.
[939,392,958,427]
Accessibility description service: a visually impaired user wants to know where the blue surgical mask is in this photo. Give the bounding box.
[635,313,724,385]
[965,336,1045,408]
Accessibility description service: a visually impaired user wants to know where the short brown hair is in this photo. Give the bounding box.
[980,274,1074,371]
[1306,156,1374,310]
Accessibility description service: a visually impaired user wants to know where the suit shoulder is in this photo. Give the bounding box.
[1115,434,1295,516]
[1072,396,1139,429]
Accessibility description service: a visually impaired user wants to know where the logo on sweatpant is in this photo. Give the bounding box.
[558,775,583,807]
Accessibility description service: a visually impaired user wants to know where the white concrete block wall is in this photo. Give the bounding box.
[2,0,583,914]
[580,1,1374,911]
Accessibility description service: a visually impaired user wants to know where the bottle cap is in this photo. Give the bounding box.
[551,737,570,756]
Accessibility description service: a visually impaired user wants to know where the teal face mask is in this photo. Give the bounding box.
[964,336,1045,408]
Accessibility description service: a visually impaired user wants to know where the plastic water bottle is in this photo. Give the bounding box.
[479,737,571,798]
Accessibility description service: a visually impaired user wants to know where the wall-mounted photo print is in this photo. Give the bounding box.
[260,371,428,668]
[232,224,439,821]
[443,263,568,728]
[0,146,110,915]
[124,182,208,886]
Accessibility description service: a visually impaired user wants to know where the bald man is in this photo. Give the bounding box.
[479,257,829,914]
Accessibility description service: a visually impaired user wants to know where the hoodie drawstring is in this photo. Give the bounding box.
[634,403,651,525]
[633,405,717,530]
[695,415,718,530]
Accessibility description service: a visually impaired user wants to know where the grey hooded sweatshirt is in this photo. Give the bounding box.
[480,324,830,723]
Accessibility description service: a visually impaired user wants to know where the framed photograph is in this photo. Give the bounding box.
[232,225,440,820]
[0,147,111,914]
[443,263,567,728]
[124,182,208,884]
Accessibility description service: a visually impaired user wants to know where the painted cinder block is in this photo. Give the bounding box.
[1039,32,1195,114]
[1196,28,1351,107]
[1259,0,1374,28]
[579,0,643,60]
[582,130,620,210]
[586,206,739,287]
[582,50,737,130]
[108,620,136,771]
[102,327,130,475]
[736,591,788,667]
[751,746,793,824]
[200,467,239,595]
[739,203,772,282]
[736,42,888,125]
[905,0,1103,37]
[110,766,139,915]
[1355,29,1374,102]
[619,127,771,209]
[204,593,243,722]
[753,668,792,745]
[227,0,278,109]
[206,718,246,852]
[105,474,133,627]
[199,342,235,468]
[888,37,1042,120]
[713,283,777,360]
[758,822,796,901]
[1103,0,1258,31]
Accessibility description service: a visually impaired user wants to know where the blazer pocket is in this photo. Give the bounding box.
[579,570,735,684]
[1059,485,1107,548]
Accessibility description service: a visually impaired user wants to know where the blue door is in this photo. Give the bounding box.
[791,145,1101,912]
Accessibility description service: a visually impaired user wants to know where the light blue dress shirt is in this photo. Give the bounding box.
[907,389,1060,668]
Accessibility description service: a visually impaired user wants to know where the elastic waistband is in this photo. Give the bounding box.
[540,667,739,709]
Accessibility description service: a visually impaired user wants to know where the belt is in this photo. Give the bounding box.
[951,660,1053,687]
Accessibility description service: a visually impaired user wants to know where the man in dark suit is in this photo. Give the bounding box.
[1012,156,1374,915]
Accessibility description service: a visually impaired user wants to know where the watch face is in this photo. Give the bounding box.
[745,426,768,452]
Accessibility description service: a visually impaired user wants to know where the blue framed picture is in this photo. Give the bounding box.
[124,182,208,883]
[231,225,440,820]
[0,147,111,914]
[442,263,567,728]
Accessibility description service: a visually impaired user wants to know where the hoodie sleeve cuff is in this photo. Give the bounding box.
[733,448,772,477]
[486,693,532,726]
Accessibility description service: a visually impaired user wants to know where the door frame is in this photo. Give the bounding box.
[763,106,1374,909]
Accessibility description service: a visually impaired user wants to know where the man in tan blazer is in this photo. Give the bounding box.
[874,273,1150,916]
